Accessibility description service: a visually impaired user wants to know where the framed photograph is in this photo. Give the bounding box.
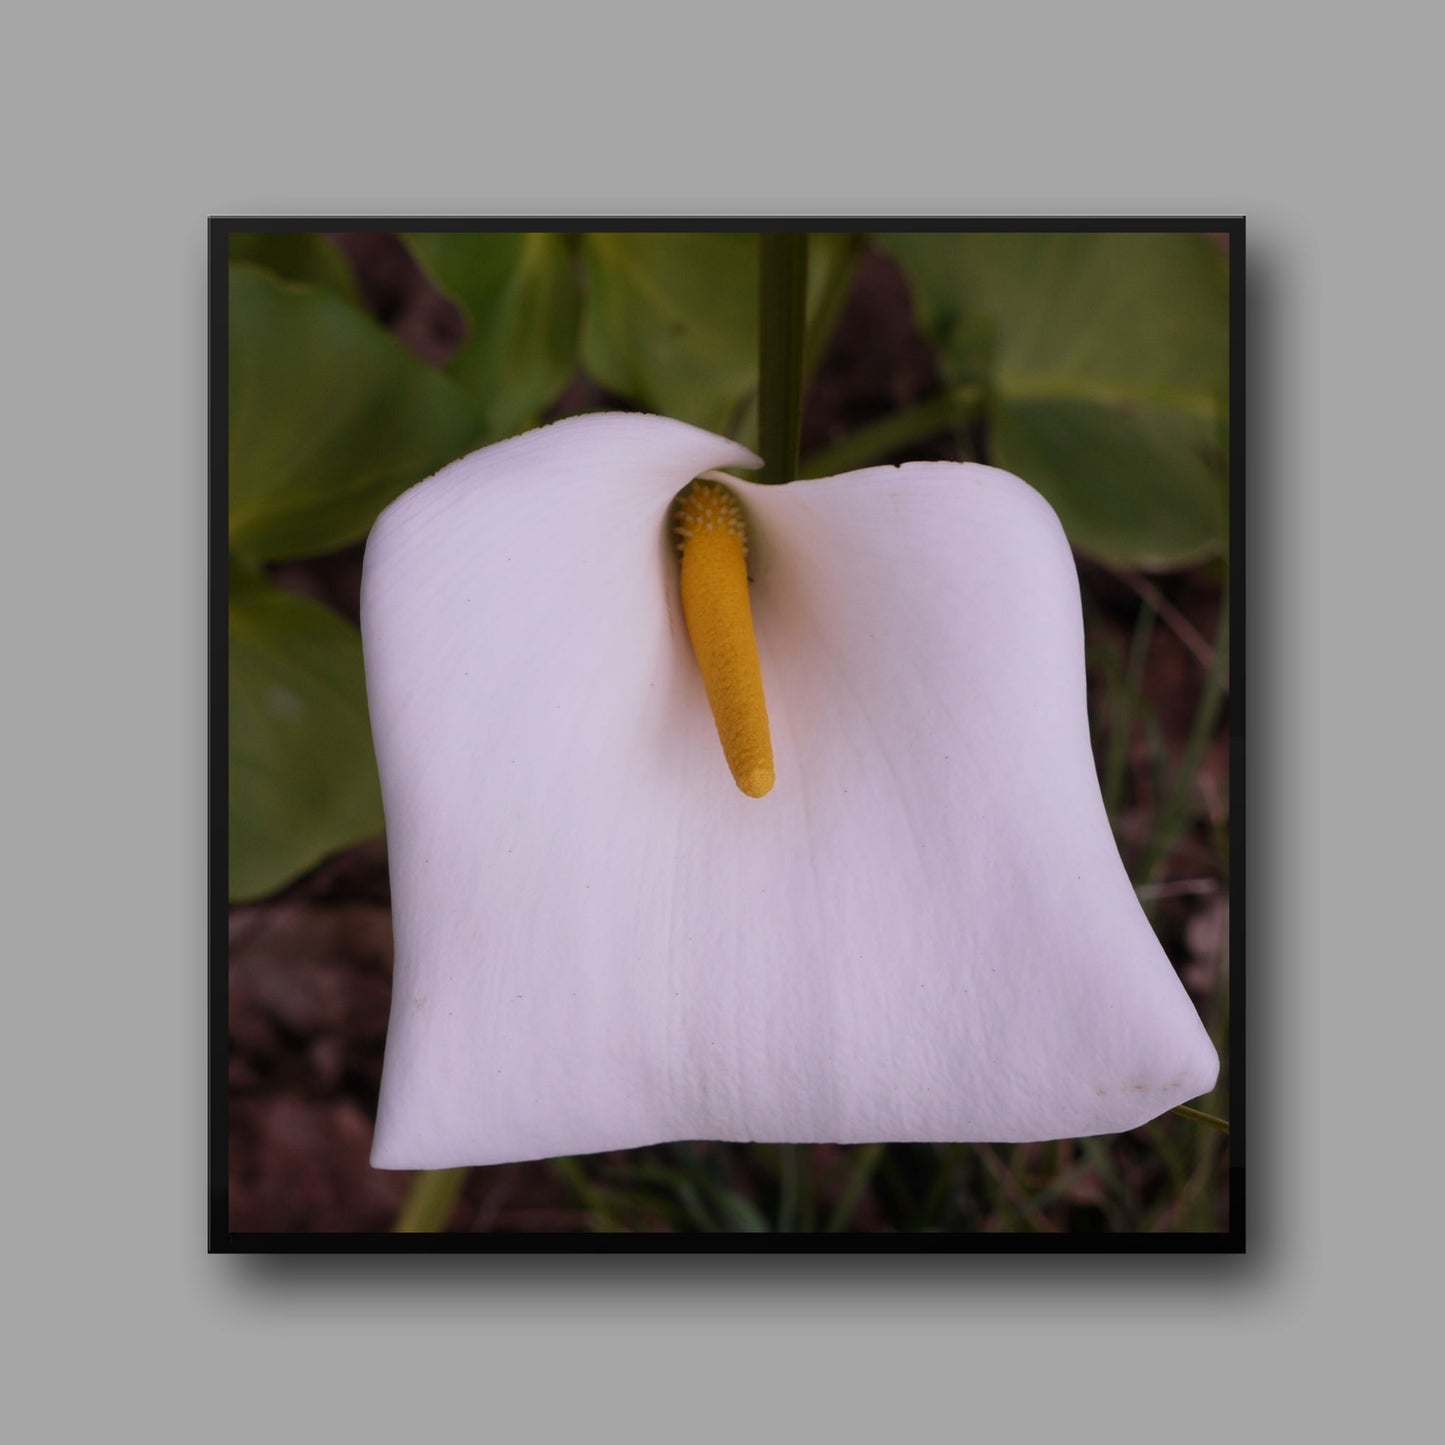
[212,220,1241,1250]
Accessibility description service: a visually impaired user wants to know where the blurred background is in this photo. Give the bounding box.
[226,229,1231,1233]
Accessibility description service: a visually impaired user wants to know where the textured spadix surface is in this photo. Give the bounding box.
[361,413,1217,1168]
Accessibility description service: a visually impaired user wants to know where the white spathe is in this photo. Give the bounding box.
[361,412,1218,1169]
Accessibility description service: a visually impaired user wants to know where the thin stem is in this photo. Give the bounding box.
[977,1144,1062,1232]
[1106,566,1224,686]
[392,1167,469,1233]
[732,235,863,448]
[775,1145,799,1232]
[796,1146,817,1232]
[1142,590,1230,884]
[551,1156,627,1232]
[1170,1104,1230,1134]
[758,233,809,486]
[824,1143,886,1232]
[1103,597,1157,821]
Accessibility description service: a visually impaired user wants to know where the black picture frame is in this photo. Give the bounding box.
[211,216,1244,1254]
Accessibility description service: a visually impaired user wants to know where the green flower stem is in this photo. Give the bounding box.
[1170,1104,1230,1133]
[758,233,809,486]
[799,387,985,480]
[733,236,860,450]
[392,1167,469,1232]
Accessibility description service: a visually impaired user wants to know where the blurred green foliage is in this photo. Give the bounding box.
[229,566,383,902]
[880,232,1229,569]
[229,265,483,561]
[580,231,855,439]
[228,232,359,302]
[401,232,580,439]
[227,257,489,898]
[225,226,1231,922]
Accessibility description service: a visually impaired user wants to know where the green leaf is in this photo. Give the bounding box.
[227,232,358,303]
[580,232,854,439]
[401,232,581,440]
[228,264,484,561]
[993,399,1226,570]
[228,573,382,901]
[881,232,1229,569]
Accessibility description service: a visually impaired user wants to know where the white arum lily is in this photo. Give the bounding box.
[361,412,1217,1169]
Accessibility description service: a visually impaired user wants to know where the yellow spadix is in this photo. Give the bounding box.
[673,478,775,798]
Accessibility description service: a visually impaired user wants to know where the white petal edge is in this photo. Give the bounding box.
[362,414,1218,1168]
